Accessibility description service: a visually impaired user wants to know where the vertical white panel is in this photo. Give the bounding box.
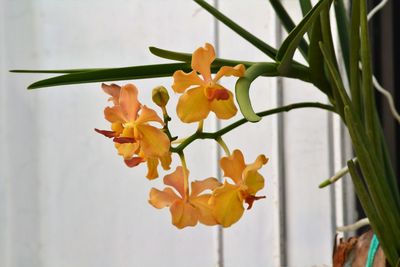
[2,1,42,266]
[280,1,334,266]
[0,0,8,266]
[217,1,278,266]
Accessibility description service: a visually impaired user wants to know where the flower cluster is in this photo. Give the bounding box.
[96,43,269,228]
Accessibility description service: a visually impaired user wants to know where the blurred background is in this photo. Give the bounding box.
[2,0,397,266]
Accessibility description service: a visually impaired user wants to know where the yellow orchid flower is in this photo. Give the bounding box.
[149,166,221,229]
[96,83,171,179]
[172,43,245,123]
[209,149,268,227]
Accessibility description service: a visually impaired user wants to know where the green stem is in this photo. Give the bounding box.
[216,137,231,156]
[197,120,204,133]
[170,102,335,153]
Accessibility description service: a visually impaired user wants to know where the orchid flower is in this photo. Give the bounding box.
[149,166,221,229]
[96,83,171,179]
[209,149,268,227]
[172,43,245,123]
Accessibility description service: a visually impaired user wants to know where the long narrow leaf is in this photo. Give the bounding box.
[276,0,332,74]
[308,16,332,98]
[27,63,217,89]
[360,0,381,159]
[299,0,313,39]
[10,68,105,74]
[347,160,399,264]
[333,0,350,78]
[269,0,309,61]
[149,46,256,67]
[319,42,349,117]
[349,0,362,120]
[345,107,400,264]
[150,46,311,83]
[299,0,312,17]
[193,0,277,59]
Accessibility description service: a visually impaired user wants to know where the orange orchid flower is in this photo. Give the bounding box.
[209,149,268,227]
[149,166,221,229]
[172,43,245,123]
[96,83,171,179]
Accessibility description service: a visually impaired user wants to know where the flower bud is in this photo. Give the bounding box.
[152,86,170,107]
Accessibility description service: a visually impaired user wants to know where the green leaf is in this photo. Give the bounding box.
[299,0,312,17]
[149,47,192,62]
[308,16,331,97]
[333,0,350,78]
[193,0,277,59]
[27,63,218,89]
[347,159,399,265]
[276,0,332,74]
[360,0,381,160]
[349,0,362,119]
[269,0,309,61]
[149,46,256,67]
[344,107,400,264]
[10,68,105,74]
[235,62,279,122]
[319,42,349,117]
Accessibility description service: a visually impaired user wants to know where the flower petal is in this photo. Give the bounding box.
[116,142,139,159]
[160,152,172,171]
[135,105,164,125]
[163,166,187,198]
[146,157,159,180]
[149,187,179,209]
[104,106,124,123]
[204,84,230,101]
[209,90,237,120]
[170,200,198,229]
[111,122,124,136]
[243,154,268,194]
[176,86,210,123]
[95,128,116,138]
[213,64,245,82]
[102,83,121,104]
[119,84,141,121]
[172,70,204,93]
[191,43,215,82]
[220,149,246,185]
[210,181,244,227]
[190,177,221,197]
[135,124,170,157]
[190,194,218,226]
[124,157,144,167]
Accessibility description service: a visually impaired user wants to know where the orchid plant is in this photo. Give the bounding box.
[12,0,400,265]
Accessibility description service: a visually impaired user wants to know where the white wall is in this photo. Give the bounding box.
[1,1,353,266]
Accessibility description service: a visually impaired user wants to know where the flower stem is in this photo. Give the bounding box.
[197,120,204,133]
[170,102,335,153]
[178,151,190,200]
[216,137,231,156]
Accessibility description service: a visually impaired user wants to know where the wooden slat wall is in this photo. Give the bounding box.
[1,1,354,266]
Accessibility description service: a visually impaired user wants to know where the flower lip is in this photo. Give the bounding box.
[95,128,116,138]
[113,137,136,144]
